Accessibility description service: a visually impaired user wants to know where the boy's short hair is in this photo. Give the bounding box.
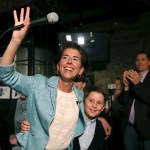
[84,85,106,104]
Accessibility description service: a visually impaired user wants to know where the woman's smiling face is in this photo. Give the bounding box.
[57,48,84,82]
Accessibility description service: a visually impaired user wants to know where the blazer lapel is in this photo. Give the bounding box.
[88,119,106,150]
[73,137,81,150]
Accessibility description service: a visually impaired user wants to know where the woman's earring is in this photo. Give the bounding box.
[57,70,59,75]
[78,74,81,79]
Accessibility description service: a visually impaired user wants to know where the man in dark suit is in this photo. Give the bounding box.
[121,51,150,150]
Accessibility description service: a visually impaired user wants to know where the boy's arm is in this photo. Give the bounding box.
[98,117,112,139]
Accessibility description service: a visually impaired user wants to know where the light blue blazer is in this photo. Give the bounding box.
[0,63,86,150]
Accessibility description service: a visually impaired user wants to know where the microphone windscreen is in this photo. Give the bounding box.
[47,12,59,24]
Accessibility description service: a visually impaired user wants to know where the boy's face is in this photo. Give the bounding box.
[74,81,86,90]
[84,91,105,121]
[114,79,122,91]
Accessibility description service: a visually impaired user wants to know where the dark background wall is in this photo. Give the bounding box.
[84,11,150,92]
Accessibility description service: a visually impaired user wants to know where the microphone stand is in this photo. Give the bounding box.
[110,92,113,126]
[107,83,116,126]
[108,89,114,126]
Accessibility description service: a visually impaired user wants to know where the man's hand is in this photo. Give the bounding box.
[98,117,112,139]
[125,70,141,85]
[123,71,130,91]
[21,119,30,133]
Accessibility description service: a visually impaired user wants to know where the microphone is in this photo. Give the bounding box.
[7,12,59,32]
